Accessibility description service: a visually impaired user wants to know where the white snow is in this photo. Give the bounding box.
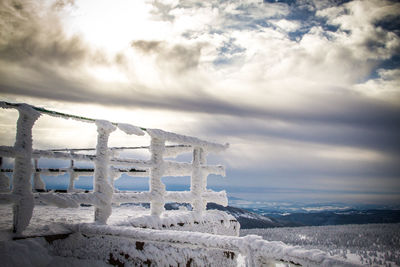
[117,123,145,136]
[93,120,116,224]
[149,137,166,216]
[163,145,192,158]
[0,204,236,239]
[32,149,96,162]
[3,202,396,266]
[65,223,358,266]
[52,231,237,267]
[242,224,400,266]
[11,104,41,234]
[146,128,229,152]
[191,147,206,213]
[114,208,239,236]
[0,203,367,266]
[34,192,105,208]
[111,191,227,206]
[0,236,112,267]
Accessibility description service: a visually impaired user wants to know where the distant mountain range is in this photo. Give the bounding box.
[125,202,400,229]
[260,209,400,227]
[206,203,298,228]
[164,202,297,228]
[205,203,400,229]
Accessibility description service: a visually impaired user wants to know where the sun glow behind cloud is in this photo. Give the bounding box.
[63,1,165,51]
[87,66,130,83]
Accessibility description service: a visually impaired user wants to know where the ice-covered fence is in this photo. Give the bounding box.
[0,101,228,234]
[70,223,361,267]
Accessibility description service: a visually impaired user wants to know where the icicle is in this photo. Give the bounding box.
[33,159,45,191]
[93,120,116,224]
[12,104,41,234]
[149,137,166,216]
[109,168,123,192]
[67,159,78,193]
[200,149,209,210]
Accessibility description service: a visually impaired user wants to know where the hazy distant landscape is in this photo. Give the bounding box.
[242,223,400,266]
[210,201,400,228]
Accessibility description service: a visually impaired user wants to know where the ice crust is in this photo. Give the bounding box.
[114,209,239,236]
[11,105,41,234]
[149,138,166,216]
[52,232,238,267]
[5,106,226,208]
[0,204,382,267]
[242,224,400,266]
[0,101,245,266]
[67,223,359,267]
[93,120,116,224]
[163,145,192,158]
[117,123,145,136]
[147,128,228,152]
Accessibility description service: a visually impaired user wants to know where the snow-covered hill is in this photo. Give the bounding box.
[256,209,400,226]
[206,203,297,229]
[242,223,400,266]
[162,202,294,228]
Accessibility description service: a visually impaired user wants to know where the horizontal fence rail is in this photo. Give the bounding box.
[71,224,361,267]
[0,101,228,234]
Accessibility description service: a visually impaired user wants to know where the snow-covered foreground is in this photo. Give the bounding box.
[242,224,400,266]
[0,204,240,266]
[0,204,238,240]
[0,204,367,266]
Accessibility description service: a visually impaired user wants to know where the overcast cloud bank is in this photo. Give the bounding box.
[0,0,399,204]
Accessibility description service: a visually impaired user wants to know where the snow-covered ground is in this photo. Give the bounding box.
[0,204,240,266]
[242,224,400,266]
[0,203,238,240]
[1,203,398,266]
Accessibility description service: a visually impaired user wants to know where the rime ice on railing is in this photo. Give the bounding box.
[191,148,206,214]
[10,104,40,234]
[93,120,116,224]
[0,101,228,234]
[149,137,166,216]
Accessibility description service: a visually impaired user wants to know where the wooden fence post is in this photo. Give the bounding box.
[12,105,40,234]
[191,147,207,214]
[94,120,116,224]
[149,137,166,216]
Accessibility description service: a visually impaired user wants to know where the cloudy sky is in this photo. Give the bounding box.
[0,0,399,205]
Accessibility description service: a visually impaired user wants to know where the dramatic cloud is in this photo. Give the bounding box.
[0,0,399,204]
[131,40,203,73]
